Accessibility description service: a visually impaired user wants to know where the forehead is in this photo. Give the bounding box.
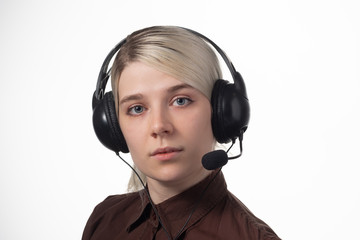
[118,61,188,96]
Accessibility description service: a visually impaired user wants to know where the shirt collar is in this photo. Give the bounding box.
[126,170,228,235]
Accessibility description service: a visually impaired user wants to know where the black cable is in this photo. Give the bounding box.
[173,168,222,239]
[228,131,243,160]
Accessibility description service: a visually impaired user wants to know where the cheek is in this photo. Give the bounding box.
[183,107,214,142]
[121,126,146,167]
[119,119,143,152]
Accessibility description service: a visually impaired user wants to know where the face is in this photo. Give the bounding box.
[117,61,215,187]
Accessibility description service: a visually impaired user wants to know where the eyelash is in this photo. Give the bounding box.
[126,97,193,116]
[172,97,193,106]
[127,105,146,115]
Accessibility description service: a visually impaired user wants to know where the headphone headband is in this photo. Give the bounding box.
[92,38,127,110]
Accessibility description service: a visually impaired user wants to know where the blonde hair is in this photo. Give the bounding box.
[110,26,222,192]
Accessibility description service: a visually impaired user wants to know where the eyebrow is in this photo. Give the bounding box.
[167,83,193,93]
[119,93,143,105]
[119,83,193,105]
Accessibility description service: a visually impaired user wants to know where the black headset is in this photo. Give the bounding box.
[92,27,250,154]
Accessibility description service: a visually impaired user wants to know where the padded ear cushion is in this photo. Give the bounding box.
[92,92,129,153]
[211,80,250,143]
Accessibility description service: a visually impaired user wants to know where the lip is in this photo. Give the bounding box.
[150,146,183,161]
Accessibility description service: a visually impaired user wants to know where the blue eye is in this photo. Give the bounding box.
[173,97,192,106]
[128,105,144,115]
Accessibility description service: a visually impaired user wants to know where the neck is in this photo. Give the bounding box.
[147,169,211,204]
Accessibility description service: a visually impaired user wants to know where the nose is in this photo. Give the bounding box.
[150,107,173,138]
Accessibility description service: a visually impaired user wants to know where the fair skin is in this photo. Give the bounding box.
[117,61,215,204]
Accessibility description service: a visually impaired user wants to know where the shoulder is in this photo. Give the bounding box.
[218,191,281,240]
[90,191,141,218]
[82,191,142,239]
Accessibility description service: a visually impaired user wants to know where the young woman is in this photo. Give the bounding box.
[84,26,280,240]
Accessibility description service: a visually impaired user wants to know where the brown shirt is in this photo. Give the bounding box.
[82,171,280,240]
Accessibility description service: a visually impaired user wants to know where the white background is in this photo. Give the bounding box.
[1,0,359,239]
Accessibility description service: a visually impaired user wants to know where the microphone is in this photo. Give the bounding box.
[202,136,244,170]
[202,150,228,170]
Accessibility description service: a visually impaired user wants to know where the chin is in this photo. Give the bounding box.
[153,168,187,183]
[149,164,207,185]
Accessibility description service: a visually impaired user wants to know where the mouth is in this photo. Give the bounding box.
[151,147,183,156]
[150,146,183,161]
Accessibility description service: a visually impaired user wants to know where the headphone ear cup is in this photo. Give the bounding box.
[211,80,250,143]
[92,92,129,153]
